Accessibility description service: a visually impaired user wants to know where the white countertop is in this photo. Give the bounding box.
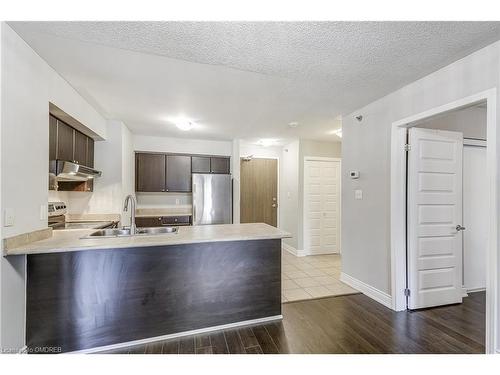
[4,223,291,256]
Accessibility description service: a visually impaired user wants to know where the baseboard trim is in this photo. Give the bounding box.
[67,314,283,354]
[340,272,392,308]
[282,243,307,257]
[466,287,486,293]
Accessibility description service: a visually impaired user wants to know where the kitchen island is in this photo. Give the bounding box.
[6,223,290,353]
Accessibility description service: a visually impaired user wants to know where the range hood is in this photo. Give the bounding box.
[50,160,102,182]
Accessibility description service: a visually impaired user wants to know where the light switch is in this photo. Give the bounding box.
[4,208,14,226]
[175,198,180,205]
[355,189,363,200]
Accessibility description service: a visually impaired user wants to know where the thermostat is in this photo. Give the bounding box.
[350,171,360,179]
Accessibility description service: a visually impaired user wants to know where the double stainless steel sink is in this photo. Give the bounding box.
[83,226,178,239]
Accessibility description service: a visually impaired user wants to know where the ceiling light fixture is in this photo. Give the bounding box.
[288,121,299,128]
[175,120,195,131]
[332,129,342,138]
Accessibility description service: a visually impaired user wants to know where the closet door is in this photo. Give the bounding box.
[303,159,341,255]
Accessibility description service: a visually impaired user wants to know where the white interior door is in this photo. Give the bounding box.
[304,159,341,255]
[407,128,463,309]
[463,145,487,291]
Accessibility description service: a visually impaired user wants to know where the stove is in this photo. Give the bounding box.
[48,201,117,230]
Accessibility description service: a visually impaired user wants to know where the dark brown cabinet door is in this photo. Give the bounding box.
[161,216,191,226]
[166,155,192,192]
[86,138,94,168]
[135,217,162,228]
[210,157,230,174]
[56,120,74,162]
[49,115,57,160]
[191,156,211,173]
[135,153,166,192]
[73,131,87,165]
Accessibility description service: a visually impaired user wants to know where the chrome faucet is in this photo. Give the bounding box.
[123,194,137,235]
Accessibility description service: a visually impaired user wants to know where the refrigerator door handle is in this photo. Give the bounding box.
[193,205,196,223]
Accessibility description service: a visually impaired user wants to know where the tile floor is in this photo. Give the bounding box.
[281,250,359,302]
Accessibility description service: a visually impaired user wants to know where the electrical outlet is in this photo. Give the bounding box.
[4,208,14,226]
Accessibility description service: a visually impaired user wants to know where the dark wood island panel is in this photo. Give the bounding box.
[26,239,282,353]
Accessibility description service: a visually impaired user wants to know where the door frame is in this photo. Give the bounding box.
[239,156,280,227]
[390,89,497,353]
[303,157,342,256]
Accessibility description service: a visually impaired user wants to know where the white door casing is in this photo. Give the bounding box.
[303,158,341,255]
[407,128,463,309]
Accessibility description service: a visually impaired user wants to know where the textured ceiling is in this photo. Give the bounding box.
[9,21,500,142]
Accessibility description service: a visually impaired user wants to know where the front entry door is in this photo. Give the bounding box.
[240,158,278,227]
[407,128,463,309]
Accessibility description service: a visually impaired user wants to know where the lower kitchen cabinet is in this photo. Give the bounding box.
[136,216,191,228]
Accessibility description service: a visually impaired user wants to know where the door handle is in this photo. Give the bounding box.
[272,203,277,208]
[456,225,466,232]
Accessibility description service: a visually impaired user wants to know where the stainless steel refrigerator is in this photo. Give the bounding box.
[192,173,232,225]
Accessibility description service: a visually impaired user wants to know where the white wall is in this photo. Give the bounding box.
[416,105,487,139]
[134,135,232,156]
[0,23,107,351]
[341,40,500,348]
[280,140,300,248]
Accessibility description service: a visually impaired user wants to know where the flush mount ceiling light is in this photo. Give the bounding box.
[257,139,277,147]
[332,129,342,138]
[166,116,197,131]
[175,120,195,131]
[288,121,299,128]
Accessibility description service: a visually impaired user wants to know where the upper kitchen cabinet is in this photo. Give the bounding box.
[191,156,230,174]
[210,157,230,174]
[49,115,96,168]
[191,156,211,173]
[56,120,74,162]
[135,152,230,193]
[86,138,95,168]
[135,153,167,192]
[73,130,88,165]
[49,115,58,160]
[166,155,192,192]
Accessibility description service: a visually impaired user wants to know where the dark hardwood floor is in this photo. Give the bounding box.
[98,291,485,354]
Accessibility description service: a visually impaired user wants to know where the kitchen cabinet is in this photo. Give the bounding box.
[49,116,57,160]
[73,130,88,165]
[136,215,191,228]
[210,157,230,174]
[135,152,231,193]
[49,115,95,168]
[135,153,166,192]
[191,156,230,174]
[191,156,211,173]
[166,155,192,192]
[56,120,74,162]
[87,138,94,168]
